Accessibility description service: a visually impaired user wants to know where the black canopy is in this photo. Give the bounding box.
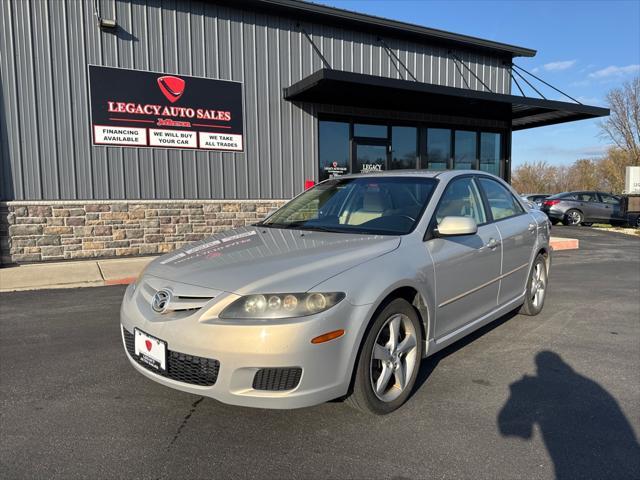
[284,69,609,130]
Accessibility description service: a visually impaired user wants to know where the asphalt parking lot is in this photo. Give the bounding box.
[1,228,639,480]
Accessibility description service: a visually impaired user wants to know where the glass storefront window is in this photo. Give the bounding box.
[454,131,476,170]
[480,132,501,176]
[426,128,450,170]
[354,123,387,138]
[319,119,506,182]
[391,127,417,170]
[319,121,350,181]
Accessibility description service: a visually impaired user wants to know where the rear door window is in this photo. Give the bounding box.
[599,193,620,205]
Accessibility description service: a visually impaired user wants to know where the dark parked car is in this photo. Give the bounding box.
[541,191,625,226]
[522,194,550,207]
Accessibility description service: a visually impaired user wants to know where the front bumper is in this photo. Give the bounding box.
[120,282,371,409]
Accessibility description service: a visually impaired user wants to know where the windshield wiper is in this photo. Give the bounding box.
[296,225,345,233]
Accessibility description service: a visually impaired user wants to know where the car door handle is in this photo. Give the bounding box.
[528,223,536,232]
[486,238,500,249]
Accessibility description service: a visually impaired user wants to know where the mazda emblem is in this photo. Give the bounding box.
[151,289,172,314]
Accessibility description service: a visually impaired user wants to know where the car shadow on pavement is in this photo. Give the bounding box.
[498,351,640,480]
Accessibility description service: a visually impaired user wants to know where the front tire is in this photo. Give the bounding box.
[519,254,548,316]
[347,298,423,415]
[563,209,583,226]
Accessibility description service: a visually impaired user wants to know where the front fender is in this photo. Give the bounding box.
[311,238,435,361]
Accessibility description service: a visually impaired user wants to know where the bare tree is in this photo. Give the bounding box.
[600,77,640,163]
[598,148,636,193]
[511,148,631,195]
[511,161,556,193]
[567,159,600,190]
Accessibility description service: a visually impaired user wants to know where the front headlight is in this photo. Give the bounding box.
[219,292,345,319]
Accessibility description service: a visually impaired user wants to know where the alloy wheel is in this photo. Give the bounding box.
[369,313,419,402]
[530,261,547,309]
[566,210,582,225]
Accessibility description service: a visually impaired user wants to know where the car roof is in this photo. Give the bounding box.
[336,169,497,180]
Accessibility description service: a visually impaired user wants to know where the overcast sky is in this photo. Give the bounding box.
[320,0,640,166]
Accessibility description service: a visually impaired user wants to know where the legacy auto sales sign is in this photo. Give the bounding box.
[89,65,243,152]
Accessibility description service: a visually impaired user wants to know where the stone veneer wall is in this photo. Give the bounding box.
[0,200,287,264]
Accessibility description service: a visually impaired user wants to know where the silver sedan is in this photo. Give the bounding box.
[121,171,551,414]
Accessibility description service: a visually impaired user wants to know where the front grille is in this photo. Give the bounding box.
[252,367,302,391]
[123,327,219,386]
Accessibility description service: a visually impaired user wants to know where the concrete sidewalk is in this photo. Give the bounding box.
[0,256,155,292]
[0,236,578,292]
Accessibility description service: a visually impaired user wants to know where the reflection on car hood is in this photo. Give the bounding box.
[146,226,400,294]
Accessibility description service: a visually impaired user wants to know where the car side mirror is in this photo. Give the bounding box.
[437,216,478,236]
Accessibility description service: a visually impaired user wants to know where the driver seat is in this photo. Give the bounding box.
[347,191,391,225]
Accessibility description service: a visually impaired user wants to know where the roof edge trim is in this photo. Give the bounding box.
[232,0,537,57]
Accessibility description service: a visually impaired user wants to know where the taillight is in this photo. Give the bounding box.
[543,199,560,207]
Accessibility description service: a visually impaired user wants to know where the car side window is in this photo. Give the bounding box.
[477,177,524,221]
[435,178,486,225]
[577,192,597,202]
[563,193,578,200]
[600,193,620,205]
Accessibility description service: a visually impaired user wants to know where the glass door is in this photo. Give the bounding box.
[353,141,388,174]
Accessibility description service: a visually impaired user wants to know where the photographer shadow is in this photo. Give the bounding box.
[498,351,640,479]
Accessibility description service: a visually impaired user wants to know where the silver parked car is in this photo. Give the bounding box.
[121,171,551,414]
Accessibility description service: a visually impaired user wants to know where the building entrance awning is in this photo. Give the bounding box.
[284,69,609,130]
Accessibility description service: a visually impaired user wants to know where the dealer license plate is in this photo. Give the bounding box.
[134,328,167,371]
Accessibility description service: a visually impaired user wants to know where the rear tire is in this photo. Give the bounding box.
[519,254,548,316]
[563,209,583,226]
[346,298,423,415]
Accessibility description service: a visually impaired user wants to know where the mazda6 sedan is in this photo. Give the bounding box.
[121,171,551,414]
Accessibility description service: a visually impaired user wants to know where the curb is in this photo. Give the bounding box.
[104,276,137,286]
[550,237,579,251]
[0,257,154,292]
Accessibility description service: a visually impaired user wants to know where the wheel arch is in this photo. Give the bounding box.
[536,246,551,274]
[343,285,431,401]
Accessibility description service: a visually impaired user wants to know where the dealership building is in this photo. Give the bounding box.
[0,0,608,264]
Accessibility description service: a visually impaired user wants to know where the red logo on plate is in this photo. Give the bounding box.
[157,75,185,103]
[145,340,152,352]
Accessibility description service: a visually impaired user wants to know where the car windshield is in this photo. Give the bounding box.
[259,177,438,235]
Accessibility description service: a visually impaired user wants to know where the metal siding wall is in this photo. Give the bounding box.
[0,0,511,201]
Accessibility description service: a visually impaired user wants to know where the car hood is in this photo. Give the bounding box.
[146,226,400,294]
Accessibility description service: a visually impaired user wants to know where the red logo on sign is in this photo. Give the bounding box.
[157,76,185,103]
[332,162,338,168]
[145,340,152,352]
